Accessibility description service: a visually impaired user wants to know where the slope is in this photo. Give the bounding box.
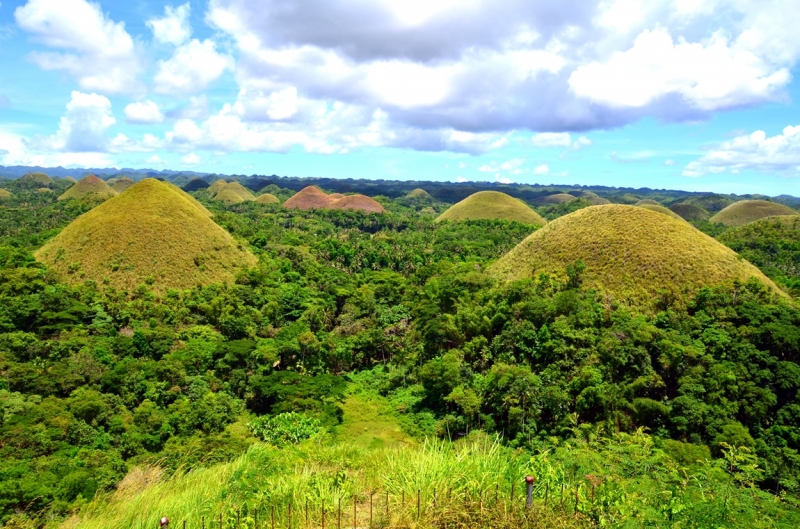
[35,179,256,293]
[254,193,280,204]
[283,186,334,209]
[490,205,782,307]
[436,191,546,225]
[111,177,135,193]
[637,203,685,221]
[670,203,710,221]
[57,175,118,201]
[328,195,386,213]
[710,200,797,227]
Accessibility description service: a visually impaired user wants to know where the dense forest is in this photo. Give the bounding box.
[1,175,800,528]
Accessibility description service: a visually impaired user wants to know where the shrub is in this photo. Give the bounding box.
[247,412,321,446]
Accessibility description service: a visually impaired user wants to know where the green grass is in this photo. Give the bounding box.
[215,189,247,205]
[0,188,13,199]
[637,203,685,221]
[111,177,135,193]
[35,178,256,293]
[208,180,229,196]
[670,202,710,221]
[57,175,118,201]
[490,204,784,309]
[406,188,433,199]
[334,389,414,450]
[635,199,659,206]
[436,191,546,225]
[711,200,798,227]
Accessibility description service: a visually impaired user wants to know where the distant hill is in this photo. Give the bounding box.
[636,199,660,206]
[19,172,55,187]
[490,205,782,308]
[35,179,256,293]
[111,177,135,193]
[436,191,546,225]
[685,194,734,213]
[670,203,710,221]
[208,179,229,196]
[328,195,385,213]
[184,178,210,192]
[406,188,433,199]
[710,200,797,227]
[537,193,576,205]
[254,193,280,204]
[284,186,334,209]
[0,189,12,199]
[638,203,685,221]
[57,175,117,201]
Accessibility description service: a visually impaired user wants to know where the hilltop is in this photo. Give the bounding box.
[406,188,433,199]
[283,186,384,213]
[328,194,385,213]
[254,193,280,204]
[436,191,546,225]
[283,186,335,209]
[670,203,710,221]
[35,179,256,293]
[537,193,576,205]
[490,205,781,307]
[208,179,229,196]
[710,200,797,227]
[18,172,55,187]
[57,175,118,201]
[637,203,685,221]
[111,177,135,193]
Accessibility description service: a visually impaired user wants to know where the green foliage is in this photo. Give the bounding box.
[247,412,321,445]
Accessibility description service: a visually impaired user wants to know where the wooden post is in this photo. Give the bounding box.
[322,499,325,529]
[219,513,222,529]
[353,495,357,529]
[288,504,292,529]
[270,506,274,529]
[370,493,373,527]
[545,483,549,509]
[255,508,258,529]
[337,498,341,529]
[202,516,205,529]
[386,491,389,517]
[237,509,241,529]
[417,489,420,520]
[401,490,405,508]
[560,483,565,510]
[183,520,186,529]
[305,500,309,528]
[495,484,498,505]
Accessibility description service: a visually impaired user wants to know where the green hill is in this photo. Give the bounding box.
[208,179,228,196]
[18,172,55,187]
[490,205,781,308]
[57,175,118,201]
[670,203,710,221]
[638,203,685,221]
[578,191,611,205]
[685,194,733,213]
[0,189,12,199]
[111,177,135,193]
[221,182,256,201]
[436,191,546,225]
[406,188,433,199]
[214,189,245,205]
[254,193,280,204]
[537,193,576,205]
[35,179,256,293]
[63,176,77,184]
[710,200,797,227]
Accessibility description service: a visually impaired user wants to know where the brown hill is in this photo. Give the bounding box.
[710,200,797,227]
[283,186,335,210]
[328,195,386,213]
[57,175,118,201]
[35,179,256,293]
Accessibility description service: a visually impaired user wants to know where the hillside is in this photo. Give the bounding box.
[637,203,685,221]
[635,199,660,206]
[710,200,797,226]
[328,194,385,213]
[184,178,210,192]
[35,179,256,292]
[537,193,576,205]
[19,171,55,187]
[57,175,118,201]
[283,185,335,209]
[111,177,135,193]
[220,182,256,201]
[490,205,781,307]
[436,191,546,225]
[0,189,12,199]
[208,179,228,196]
[670,202,710,221]
[254,193,280,204]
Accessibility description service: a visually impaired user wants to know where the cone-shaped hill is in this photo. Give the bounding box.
[19,172,55,187]
[63,176,77,184]
[436,191,546,225]
[208,179,228,196]
[637,203,685,221]
[222,182,255,201]
[283,186,385,213]
[57,175,118,201]
[537,193,576,205]
[578,192,611,205]
[490,205,782,308]
[283,186,335,209]
[710,200,797,227]
[670,203,710,221]
[328,195,385,213]
[254,193,280,204]
[111,177,135,193]
[184,178,210,192]
[35,179,256,293]
[407,188,433,199]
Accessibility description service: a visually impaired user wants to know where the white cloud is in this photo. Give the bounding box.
[533,164,550,175]
[154,39,234,95]
[664,159,676,166]
[15,0,141,95]
[147,3,192,46]
[533,132,571,147]
[456,176,468,182]
[457,161,467,169]
[31,91,116,152]
[147,155,165,165]
[494,174,513,184]
[182,153,201,165]
[572,136,592,149]
[125,100,164,124]
[683,126,800,177]
[167,95,211,120]
[569,29,790,111]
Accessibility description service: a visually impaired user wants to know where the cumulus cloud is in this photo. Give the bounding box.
[154,39,234,95]
[15,0,141,95]
[533,164,550,175]
[31,91,116,152]
[532,133,572,147]
[125,100,164,124]
[683,126,800,177]
[456,176,469,182]
[147,3,192,46]
[182,153,200,165]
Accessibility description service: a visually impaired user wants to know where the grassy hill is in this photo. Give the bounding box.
[686,194,733,213]
[637,203,685,221]
[35,179,256,293]
[221,182,256,201]
[283,186,335,209]
[208,179,228,196]
[407,188,433,199]
[0,189,12,199]
[57,175,118,201]
[537,193,576,205]
[111,177,135,193]
[578,192,610,205]
[254,193,280,204]
[710,200,797,227]
[670,202,710,221]
[328,194,385,213]
[490,205,781,308]
[18,171,55,187]
[436,191,546,225]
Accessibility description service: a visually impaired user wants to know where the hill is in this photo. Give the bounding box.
[283,186,336,210]
[685,194,733,213]
[208,179,228,196]
[19,172,54,187]
[35,179,256,292]
[111,177,135,193]
[254,193,280,204]
[0,189,12,199]
[490,205,781,307]
[214,189,246,205]
[670,203,710,221]
[537,193,576,205]
[184,178,210,192]
[635,199,660,206]
[578,191,611,205]
[436,191,546,225]
[406,188,433,199]
[638,203,685,221]
[220,182,256,201]
[57,175,118,201]
[710,200,797,227]
[63,176,77,184]
[328,194,386,213]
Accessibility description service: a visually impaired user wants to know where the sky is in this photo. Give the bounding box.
[1,0,800,195]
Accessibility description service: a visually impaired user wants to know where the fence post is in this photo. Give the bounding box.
[417,490,420,520]
[370,493,373,527]
[526,476,534,509]
[495,484,498,505]
[353,495,357,529]
[337,498,341,529]
[305,500,309,528]
[201,516,205,529]
[322,499,325,529]
[255,508,258,529]
[288,504,292,529]
[271,506,275,529]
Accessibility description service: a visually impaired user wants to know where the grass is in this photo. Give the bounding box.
[0,189,13,199]
[490,204,784,309]
[436,191,546,225]
[35,178,256,294]
[537,193,576,205]
[670,202,710,221]
[221,182,256,201]
[710,200,798,227]
[255,193,280,204]
[284,186,337,210]
[111,177,135,193]
[406,188,433,199]
[635,199,659,206]
[334,389,414,450]
[57,175,118,201]
[637,203,685,221]
[19,172,55,187]
[208,180,229,196]
[283,186,385,213]
[215,189,246,205]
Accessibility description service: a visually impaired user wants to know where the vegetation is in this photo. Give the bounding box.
[35,179,257,292]
[711,201,797,227]
[490,205,781,307]
[670,203,710,221]
[637,203,685,221]
[111,178,135,193]
[537,193,576,205]
[437,191,546,225]
[58,175,118,202]
[18,172,55,188]
[635,199,660,206]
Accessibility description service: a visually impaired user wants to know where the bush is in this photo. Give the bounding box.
[247,412,321,446]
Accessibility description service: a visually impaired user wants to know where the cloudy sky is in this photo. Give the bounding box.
[1,0,800,194]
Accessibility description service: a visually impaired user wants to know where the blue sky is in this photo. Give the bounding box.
[1,0,800,195]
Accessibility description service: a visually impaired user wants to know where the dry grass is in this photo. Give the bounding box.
[0,188,12,199]
[407,188,433,199]
[58,175,118,201]
[208,179,229,196]
[670,203,710,221]
[710,200,797,227]
[111,177,135,193]
[254,193,280,204]
[635,199,659,206]
[35,178,256,293]
[220,182,256,201]
[284,186,336,210]
[537,193,576,205]
[490,205,784,308]
[214,189,246,205]
[328,195,386,213]
[436,191,546,225]
[19,172,54,187]
[283,186,383,213]
[637,203,685,221]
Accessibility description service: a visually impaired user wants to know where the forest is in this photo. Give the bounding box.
[1,175,800,528]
